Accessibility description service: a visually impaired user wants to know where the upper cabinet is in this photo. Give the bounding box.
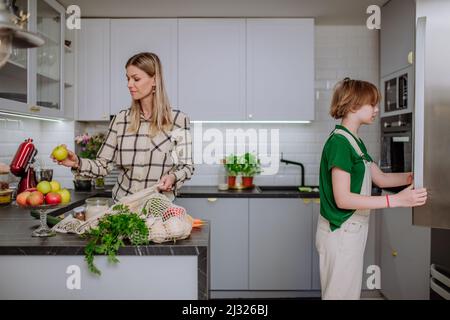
[178,19,246,121]
[246,19,314,121]
[76,19,110,121]
[0,0,65,118]
[380,0,415,78]
[110,19,178,116]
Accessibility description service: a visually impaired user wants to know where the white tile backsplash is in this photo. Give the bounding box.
[0,25,379,189]
[0,116,75,189]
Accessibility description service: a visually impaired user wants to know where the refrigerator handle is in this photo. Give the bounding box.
[413,17,426,189]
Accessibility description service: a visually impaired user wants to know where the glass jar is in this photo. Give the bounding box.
[85,198,110,220]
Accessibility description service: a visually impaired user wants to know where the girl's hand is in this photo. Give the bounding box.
[157,174,176,192]
[391,184,427,208]
[50,144,79,169]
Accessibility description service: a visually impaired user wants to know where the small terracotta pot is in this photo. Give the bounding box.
[242,176,254,188]
[228,176,236,187]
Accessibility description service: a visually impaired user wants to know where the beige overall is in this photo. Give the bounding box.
[316,129,372,300]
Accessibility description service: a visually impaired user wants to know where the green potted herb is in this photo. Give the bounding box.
[223,154,241,187]
[239,152,261,188]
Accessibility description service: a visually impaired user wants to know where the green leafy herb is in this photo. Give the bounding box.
[83,204,149,275]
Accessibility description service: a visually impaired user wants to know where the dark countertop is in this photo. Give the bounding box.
[177,186,320,198]
[0,188,209,256]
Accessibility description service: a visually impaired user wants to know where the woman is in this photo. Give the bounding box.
[316,77,427,300]
[53,52,194,202]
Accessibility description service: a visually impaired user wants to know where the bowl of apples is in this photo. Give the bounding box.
[15,180,71,237]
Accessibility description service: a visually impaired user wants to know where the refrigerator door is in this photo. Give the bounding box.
[413,1,450,229]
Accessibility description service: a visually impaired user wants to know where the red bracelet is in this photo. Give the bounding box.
[386,194,390,208]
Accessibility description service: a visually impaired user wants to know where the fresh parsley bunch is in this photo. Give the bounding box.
[83,204,149,275]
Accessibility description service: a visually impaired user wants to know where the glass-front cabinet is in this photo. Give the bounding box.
[0,0,65,118]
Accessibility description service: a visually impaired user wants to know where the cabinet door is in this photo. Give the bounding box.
[178,19,246,121]
[380,207,431,299]
[77,19,110,121]
[249,199,312,290]
[0,0,29,113]
[33,0,65,118]
[380,0,415,77]
[246,19,314,121]
[174,198,249,290]
[110,19,178,115]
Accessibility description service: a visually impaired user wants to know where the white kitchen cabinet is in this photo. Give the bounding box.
[249,198,312,290]
[110,19,178,116]
[380,206,431,299]
[178,19,246,121]
[76,19,111,121]
[246,19,314,121]
[174,198,249,291]
[380,0,415,78]
[0,0,66,119]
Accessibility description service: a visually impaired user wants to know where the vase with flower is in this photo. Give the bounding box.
[74,132,106,190]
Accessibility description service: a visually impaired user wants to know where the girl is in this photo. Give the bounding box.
[53,52,194,202]
[316,77,427,300]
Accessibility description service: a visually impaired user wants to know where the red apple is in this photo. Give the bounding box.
[16,191,31,206]
[45,192,62,205]
[27,191,44,206]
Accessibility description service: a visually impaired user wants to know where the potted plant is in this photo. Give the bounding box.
[74,132,106,190]
[223,154,241,188]
[239,152,261,188]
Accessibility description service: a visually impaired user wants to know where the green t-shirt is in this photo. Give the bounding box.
[319,125,373,231]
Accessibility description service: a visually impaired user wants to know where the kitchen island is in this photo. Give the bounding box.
[0,190,209,300]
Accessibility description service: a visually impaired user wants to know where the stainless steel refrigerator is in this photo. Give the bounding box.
[414,0,450,299]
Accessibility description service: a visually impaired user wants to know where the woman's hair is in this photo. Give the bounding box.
[329,77,381,119]
[126,52,173,137]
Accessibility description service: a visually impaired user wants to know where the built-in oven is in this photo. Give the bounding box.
[381,66,414,117]
[380,113,413,192]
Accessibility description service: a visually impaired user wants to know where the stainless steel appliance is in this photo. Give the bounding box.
[380,113,413,174]
[381,66,414,117]
[414,0,450,300]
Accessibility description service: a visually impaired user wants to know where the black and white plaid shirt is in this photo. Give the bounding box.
[75,108,194,202]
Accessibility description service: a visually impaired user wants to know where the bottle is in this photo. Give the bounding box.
[217,159,229,191]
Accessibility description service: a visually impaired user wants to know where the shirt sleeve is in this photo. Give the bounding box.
[73,115,118,178]
[326,136,353,173]
[169,114,194,192]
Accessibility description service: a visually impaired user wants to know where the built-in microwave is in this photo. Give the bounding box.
[380,66,414,117]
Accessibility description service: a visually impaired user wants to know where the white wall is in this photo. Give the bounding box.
[0,116,75,189]
[76,25,380,187]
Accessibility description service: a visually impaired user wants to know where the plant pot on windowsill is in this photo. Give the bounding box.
[227,176,237,188]
[241,176,254,188]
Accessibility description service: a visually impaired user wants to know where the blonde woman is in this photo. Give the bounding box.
[316,78,427,300]
[53,52,194,202]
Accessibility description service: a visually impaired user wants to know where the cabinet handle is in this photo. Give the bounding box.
[29,105,41,113]
[391,250,398,257]
[408,51,414,65]
[207,198,217,203]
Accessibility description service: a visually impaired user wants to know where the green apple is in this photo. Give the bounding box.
[51,145,68,161]
[57,189,71,204]
[36,181,52,195]
[50,180,61,192]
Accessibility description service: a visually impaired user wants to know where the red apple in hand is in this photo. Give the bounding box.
[45,192,62,205]
[16,191,31,206]
[27,191,44,206]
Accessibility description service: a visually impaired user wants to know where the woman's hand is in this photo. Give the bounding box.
[50,144,79,169]
[390,184,427,208]
[157,174,176,192]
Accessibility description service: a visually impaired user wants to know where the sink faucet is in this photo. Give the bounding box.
[280,152,305,187]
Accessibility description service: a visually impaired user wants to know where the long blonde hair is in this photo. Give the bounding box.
[126,52,173,137]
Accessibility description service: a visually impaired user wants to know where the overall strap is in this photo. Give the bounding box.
[333,129,366,159]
